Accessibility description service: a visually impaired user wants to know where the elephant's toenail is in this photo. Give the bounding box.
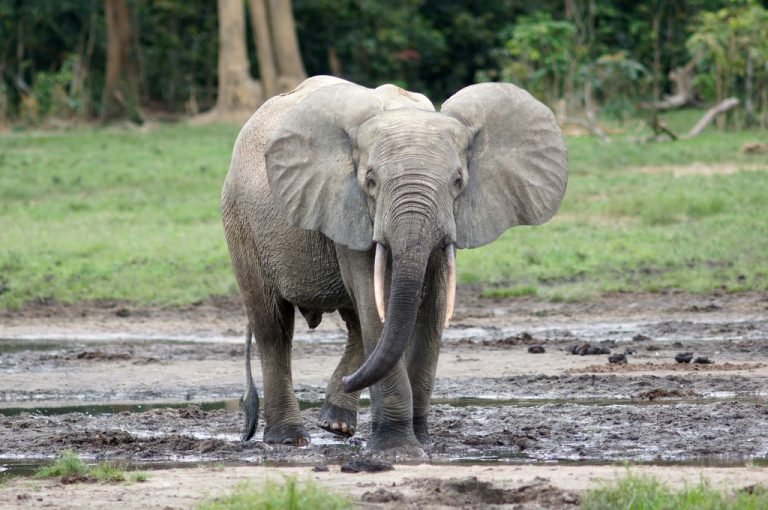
[331,422,340,430]
[341,423,348,432]
[281,438,293,445]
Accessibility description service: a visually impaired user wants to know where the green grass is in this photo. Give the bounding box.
[35,449,89,478]
[581,471,768,510]
[198,477,353,510]
[0,114,766,308]
[0,124,239,309]
[34,449,148,483]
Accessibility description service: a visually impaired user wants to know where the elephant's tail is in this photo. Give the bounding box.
[240,322,260,441]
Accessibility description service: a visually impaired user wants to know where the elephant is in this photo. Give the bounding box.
[221,75,567,451]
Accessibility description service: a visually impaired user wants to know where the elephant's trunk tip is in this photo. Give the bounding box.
[341,375,357,393]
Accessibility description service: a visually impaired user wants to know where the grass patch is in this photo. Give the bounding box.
[198,477,353,510]
[581,471,768,510]
[34,449,147,484]
[35,449,88,478]
[0,117,766,309]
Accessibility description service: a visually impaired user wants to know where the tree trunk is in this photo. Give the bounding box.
[101,0,142,123]
[268,0,306,92]
[201,0,262,124]
[248,0,278,99]
[745,55,755,127]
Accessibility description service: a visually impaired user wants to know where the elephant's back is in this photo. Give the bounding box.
[222,77,352,310]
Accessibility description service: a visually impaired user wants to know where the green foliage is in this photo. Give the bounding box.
[687,1,768,126]
[581,471,768,510]
[129,471,149,482]
[35,450,88,479]
[198,478,353,510]
[586,51,650,121]
[34,450,147,484]
[502,12,579,101]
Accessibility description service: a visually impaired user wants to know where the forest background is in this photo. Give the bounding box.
[2,0,768,128]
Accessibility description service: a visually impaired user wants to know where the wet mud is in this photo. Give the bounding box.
[1,292,767,507]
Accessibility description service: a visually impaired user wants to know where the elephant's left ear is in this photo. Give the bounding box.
[441,83,568,249]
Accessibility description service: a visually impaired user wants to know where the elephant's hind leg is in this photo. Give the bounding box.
[318,308,363,437]
[246,291,309,446]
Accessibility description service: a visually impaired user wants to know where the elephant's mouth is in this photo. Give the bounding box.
[372,242,456,328]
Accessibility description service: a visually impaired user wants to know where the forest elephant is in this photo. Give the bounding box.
[221,76,568,451]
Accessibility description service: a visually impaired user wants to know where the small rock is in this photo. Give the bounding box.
[527,345,545,354]
[675,352,693,363]
[312,465,329,472]
[341,459,394,473]
[624,347,637,355]
[608,353,627,364]
[694,356,714,365]
[632,334,652,342]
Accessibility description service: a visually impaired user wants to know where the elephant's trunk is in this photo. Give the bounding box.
[342,232,434,393]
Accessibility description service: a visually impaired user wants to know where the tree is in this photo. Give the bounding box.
[248,0,307,98]
[200,0,307,123]
[101,0,141,122]
[200,0,263,123]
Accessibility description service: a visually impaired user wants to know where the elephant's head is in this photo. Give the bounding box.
[265,80,567,393]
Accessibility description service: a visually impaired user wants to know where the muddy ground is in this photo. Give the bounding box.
[1,290,767,508]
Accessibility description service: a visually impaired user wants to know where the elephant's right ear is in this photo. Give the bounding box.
[265,84,384,251]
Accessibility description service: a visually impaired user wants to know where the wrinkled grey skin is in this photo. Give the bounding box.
[221,76,567,451]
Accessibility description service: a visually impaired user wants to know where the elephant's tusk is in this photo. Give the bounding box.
[444,244,456,328]
[374,243,387,323]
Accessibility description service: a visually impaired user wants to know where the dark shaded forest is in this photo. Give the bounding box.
[1,0,767,128]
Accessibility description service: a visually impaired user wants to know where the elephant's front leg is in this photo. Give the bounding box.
[318,308,364,437]
[406,251,448,445]
[336,246,420,451]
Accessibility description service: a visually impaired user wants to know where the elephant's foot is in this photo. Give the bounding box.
[263,423,311,446]
[317,402,357,437]
[368,420,421,452]
[413,416,432,446]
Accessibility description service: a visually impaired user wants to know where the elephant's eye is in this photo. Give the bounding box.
[365,175,377,193]
[453,173,463,189]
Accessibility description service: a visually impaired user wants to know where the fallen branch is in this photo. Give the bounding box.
[683,98,739,139]
[563,119,609,142]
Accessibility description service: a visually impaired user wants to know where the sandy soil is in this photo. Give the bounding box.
[1,290,767,508]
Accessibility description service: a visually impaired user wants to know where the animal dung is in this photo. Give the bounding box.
[694,356,714,364]
[675,352,694,363]
[527,345,546,354]
[608,353,628,364]
[341,458,394,473]
[570,343,611,355]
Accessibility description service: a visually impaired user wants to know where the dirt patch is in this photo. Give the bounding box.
[402,476,580,508]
